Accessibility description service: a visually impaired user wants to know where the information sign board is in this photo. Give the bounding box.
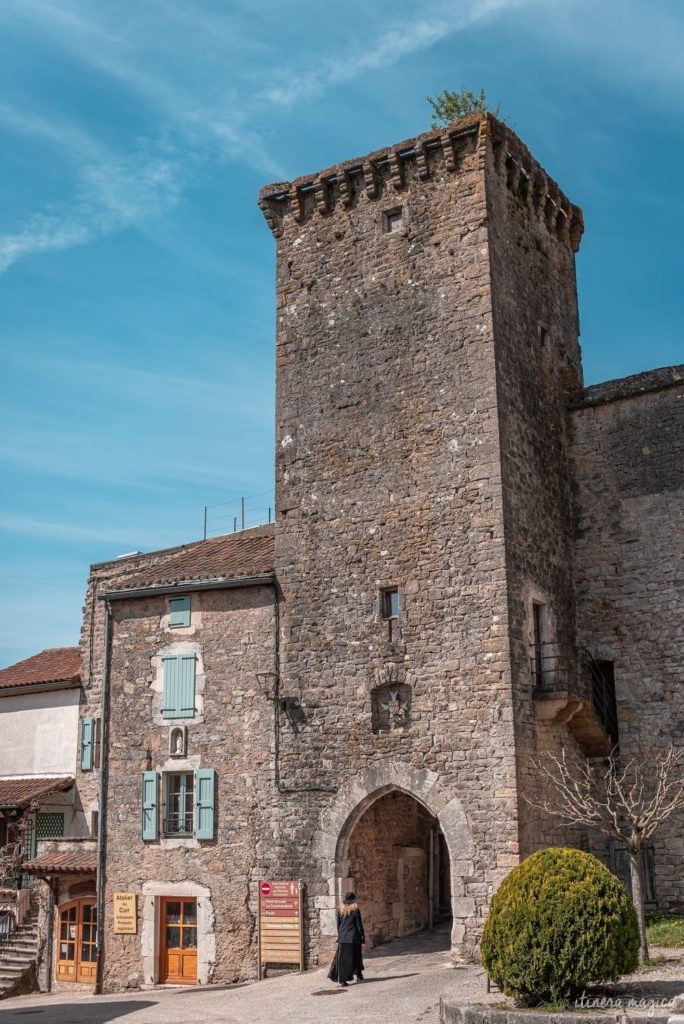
[258,880,303,977]
[113,892,137,934]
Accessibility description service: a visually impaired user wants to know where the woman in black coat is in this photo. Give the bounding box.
[329,891,365,986]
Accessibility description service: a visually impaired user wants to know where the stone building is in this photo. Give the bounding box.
[72,113,681,991]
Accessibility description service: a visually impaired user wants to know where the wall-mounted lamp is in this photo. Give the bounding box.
[145,748,153,770]
[255,671,279,701]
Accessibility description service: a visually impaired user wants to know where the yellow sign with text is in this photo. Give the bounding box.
[113,892,137,934]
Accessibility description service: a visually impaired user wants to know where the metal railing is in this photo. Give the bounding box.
[584,652,619,748]
[529,642,571,692]
[0,910,16,948]
[202,489,275,540]
[163,815,193,837]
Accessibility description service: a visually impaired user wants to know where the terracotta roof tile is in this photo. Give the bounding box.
[106,524,275,594]
[0,648,80,691]
[23,849,97,875]
[0,776,74,807]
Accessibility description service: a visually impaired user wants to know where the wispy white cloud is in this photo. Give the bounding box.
[0,140,185,273]
[262,0,529,106]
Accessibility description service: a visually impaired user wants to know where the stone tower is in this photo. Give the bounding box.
[259,114,586,958]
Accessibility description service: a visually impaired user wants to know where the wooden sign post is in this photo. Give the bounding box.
[257,880,303,978]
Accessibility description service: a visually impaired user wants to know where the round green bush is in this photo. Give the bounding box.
[481,847,639,1005]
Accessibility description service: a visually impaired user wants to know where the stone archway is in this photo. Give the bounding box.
[314,763,474,958]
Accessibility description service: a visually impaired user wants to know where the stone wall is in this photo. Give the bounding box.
[483,124,591,855]
[93,583,276,990]
[571,371,684,908]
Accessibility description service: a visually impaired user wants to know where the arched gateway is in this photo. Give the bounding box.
[315,763,475,957]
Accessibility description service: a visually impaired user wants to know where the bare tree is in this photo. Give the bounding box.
[0,820,25,890]
[526,744,684,962]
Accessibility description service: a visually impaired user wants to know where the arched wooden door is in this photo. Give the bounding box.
[56,899,98,983]
[159,897,197,984]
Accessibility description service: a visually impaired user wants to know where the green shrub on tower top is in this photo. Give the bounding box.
[481,847,639,1006]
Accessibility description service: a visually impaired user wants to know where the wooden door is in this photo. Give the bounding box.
[56,899,97,983]
[159,897,197,984]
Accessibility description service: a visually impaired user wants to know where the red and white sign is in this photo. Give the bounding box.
[258,880,303,976]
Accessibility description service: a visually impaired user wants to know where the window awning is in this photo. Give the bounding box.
[23,848,97,876]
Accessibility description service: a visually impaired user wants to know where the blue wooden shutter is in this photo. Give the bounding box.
[141,771,159,841]
[162,654,196,719]
[195,769,215,840]
[80,716,94,770]
[169,595,191,628]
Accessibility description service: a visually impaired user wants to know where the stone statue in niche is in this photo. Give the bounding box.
[169,727,186,756]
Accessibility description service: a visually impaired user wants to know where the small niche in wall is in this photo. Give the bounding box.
[169,726,187,757]
[383,207,403,234]
[371,683,411,734]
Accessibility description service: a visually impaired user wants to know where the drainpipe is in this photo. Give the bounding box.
[95,600,112,995]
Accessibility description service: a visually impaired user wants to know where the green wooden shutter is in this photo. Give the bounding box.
[80,716,94,770]
[195,769,215,840]
[169,595,191,628]
[162,654,196,719]
[141,771,159,841]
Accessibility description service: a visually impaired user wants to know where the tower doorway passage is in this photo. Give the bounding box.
[343,790,451,947]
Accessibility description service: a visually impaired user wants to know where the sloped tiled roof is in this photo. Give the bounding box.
[24,848,97,875]
[105,524,275,594]
[0,648,80,692]
[0,776,74,808]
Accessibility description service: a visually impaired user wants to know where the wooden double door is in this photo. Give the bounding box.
[159,897,197,984]
[56,899,98,983]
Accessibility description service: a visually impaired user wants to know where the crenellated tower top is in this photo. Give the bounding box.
[258,113,583,252]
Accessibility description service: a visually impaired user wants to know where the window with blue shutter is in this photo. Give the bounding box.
[80,716,94,771]
[141,771,159,841]
[162,654,196,719]
[195,769,215,840]
[169,595,191,628]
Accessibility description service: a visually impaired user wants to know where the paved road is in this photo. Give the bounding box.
[0,927,490,1024]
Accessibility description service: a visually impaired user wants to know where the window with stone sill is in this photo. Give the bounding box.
[380,586,400,641]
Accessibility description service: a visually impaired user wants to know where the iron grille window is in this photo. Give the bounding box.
[589,660,619,748]
[36,813,64,839]
[164,773,194,837]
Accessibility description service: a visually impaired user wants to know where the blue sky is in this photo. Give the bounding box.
[0,0,682,666]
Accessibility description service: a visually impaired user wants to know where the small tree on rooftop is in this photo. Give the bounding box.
[525,744,684,963]
[427,87,500,128]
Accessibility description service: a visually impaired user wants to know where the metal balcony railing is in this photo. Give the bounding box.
[584,652,619,749]
[529,642,571,693]
[163,814,193,837]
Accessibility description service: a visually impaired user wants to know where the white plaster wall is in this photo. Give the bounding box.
[0,689,80,775]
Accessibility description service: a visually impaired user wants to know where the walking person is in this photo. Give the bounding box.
[329,891,365,987]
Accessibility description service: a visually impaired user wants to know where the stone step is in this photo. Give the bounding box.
[0,937,37,954]
[0,952,36,965]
